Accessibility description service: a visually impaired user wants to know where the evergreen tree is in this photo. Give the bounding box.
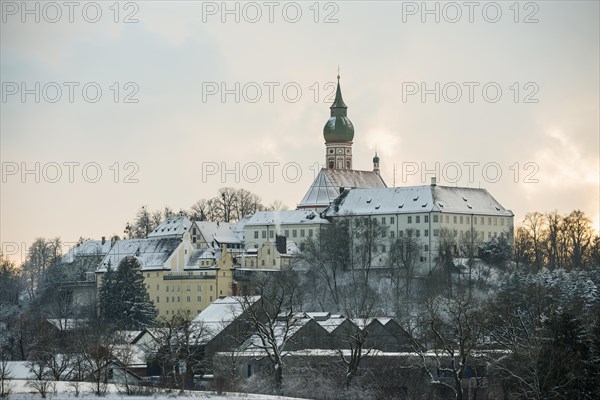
[478,236,512,267]
[98,263,116,321]
[99,257,157,329]
[538,307,593,399]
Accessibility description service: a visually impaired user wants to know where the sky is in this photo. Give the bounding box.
[1,0,599,264]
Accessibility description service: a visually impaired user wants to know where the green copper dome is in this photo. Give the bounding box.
[323,77,354,143]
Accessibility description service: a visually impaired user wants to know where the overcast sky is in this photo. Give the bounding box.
[1,0,599,263]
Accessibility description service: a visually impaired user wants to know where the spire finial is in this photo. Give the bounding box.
[337,65,340,80]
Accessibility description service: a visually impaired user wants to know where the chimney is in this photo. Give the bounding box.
[276,235,287,254]
[101,236,106,245]
[431,177,437,186]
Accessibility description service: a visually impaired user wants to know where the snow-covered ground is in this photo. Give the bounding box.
[5,380,307,400]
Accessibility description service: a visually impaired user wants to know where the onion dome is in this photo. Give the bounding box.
[323,75,355,143]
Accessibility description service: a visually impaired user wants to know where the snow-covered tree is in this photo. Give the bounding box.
[98,263,117,322]
[478,235,512,268]
[99,256,157,329]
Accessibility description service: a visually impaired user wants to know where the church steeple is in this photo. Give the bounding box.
[330,75,348,114]
[323,73,354,170]
[373,152,380,174]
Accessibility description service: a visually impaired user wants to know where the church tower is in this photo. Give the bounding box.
[373,152,380,174]
[323,75,354,170]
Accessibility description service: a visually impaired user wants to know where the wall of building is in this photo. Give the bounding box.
[244,223,324,250]
[336,210,513,270]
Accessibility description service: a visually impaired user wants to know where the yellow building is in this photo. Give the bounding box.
[96,214,288,320]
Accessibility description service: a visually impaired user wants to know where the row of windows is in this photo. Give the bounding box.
[244,259,278,267]
[254,228,314,239]
[156,295,213,303]
[406,215,430,224]
[375,214,508,226]
[149,284,214,292]
[250,216,509,242]
[444,215,507,226]
[375,244,431,254]
[162,309,202,316]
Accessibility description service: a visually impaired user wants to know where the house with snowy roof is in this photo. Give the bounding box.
[191,219,246,250]
[96,221,285,320]
[96,216,238,319]
[191,296,261,358]
[322,179,514,270]
[58,238,115,314]
[147,213,194,239]
[244,209,329,251]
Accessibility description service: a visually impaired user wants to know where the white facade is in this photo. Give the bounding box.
[323,183,514,270]
[244,210,329,250]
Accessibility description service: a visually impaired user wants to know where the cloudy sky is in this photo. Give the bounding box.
[1,0,599,263]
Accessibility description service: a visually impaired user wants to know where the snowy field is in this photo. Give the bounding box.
[5,380,307,400]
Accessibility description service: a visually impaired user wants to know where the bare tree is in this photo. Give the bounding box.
[0,254,22,306]
[235,271,303,394]
[0,350,13,398]
[190,198,220,222]
[150,313,210,390]
[563,210,593,269]
[513,226,532,268]
[545,211,565,269]
[388,229,420,307]
[216,188,238,222]
[129,206,157,239]
[26,356,53,399]
[23,238,62,300]
[408,295,485,400]
[458,229,481,292]
[301,219,351,308]
[235,188,264,220]
[265,200,289,211]
[337,319,371,389]
[76,324,117,396]
[438,228,458,297]
[523,212,547,270]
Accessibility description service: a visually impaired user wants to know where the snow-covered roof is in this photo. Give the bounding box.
[47,318,87,331]
[186,248,217,268]
[245,210,328,227]
[194,221,243,246]
[298,168,387,209]
[113,344,147,367]
[148,214,192,238]
[242,318,312,350]
[323,185,513,217]
[316,315,347,333]
[97,238,181,272]
[192,296,260,340]
[62,239,113,263]
[285,241,300,255]
[114,330,143,344]
[214,235,242,244]
[431,185,513,216]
